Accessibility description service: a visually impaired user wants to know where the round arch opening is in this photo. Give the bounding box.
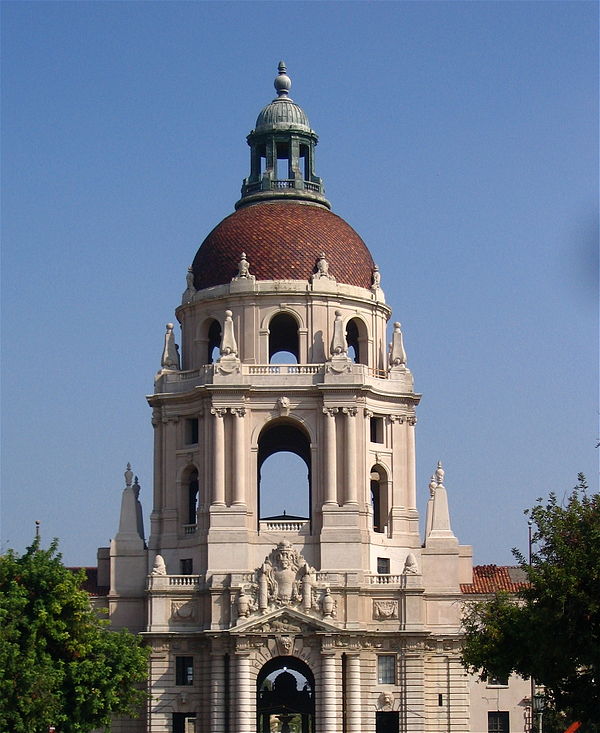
[257,656,315,733]
[269,312,300,363]
[257,419,311,523]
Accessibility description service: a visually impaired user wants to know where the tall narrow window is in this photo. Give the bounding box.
[187,470,199,525]
[185,418,198,445]
[377,655,395,684]
[371,466,388,534]
[370,417,384,443]
[180,558,193,575]
[377,557,390,575]
[176,656,194,686]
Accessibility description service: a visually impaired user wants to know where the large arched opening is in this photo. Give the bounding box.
[257,420,311,522]
[180,465,199,528]
[370,464,389,534]
[256,656,315,733]
[346,317,369,366]
[198,318,222,364]
[269,312,299,363]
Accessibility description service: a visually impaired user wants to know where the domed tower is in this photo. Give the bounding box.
[117,63,473,733]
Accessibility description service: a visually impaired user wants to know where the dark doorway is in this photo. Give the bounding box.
[172,712,196,733]
[376,711,399,733]
[257,656,314,733]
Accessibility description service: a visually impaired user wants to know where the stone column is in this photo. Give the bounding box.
[210,649,225,733]
[346,653,362,733]
[343,407,358,505]
[211,408,226,505]
[390,414,406,509]
[231,407,246,505]
[407,416,417,510]
[321,653,340,732]
[163,416,178,507]
[323,407,338,505]
[236,653,253,733]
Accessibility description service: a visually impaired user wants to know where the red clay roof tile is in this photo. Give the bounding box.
[461,564,529,594]
[192,201,375,290]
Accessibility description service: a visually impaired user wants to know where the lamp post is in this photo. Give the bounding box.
[533,693,545,733]
[528,519,535,733]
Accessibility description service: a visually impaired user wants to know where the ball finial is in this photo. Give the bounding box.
[274,60,291,98]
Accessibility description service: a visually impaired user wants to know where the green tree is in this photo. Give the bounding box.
[461,475,600,728]
[0,538,149,733]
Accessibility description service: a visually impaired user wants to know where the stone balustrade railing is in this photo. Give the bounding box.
[157,362,394,393]
[261,519,308,532]
[367,573,406,586]
[148,574,203,591]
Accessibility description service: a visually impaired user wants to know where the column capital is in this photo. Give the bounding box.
[161,414,179,425]
[211,407,228,418]
[407,415,417,426]
[342,406,357,417]
[231,407,247,417]
[389,414,405,424]
[323,406,339,417]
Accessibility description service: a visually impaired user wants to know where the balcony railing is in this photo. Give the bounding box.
[367,573,406,586]
[148,574,203,591]
[158,362,393,391]
[260,518,309,532]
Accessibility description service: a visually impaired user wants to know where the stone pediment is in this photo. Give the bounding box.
[231,605,341,636]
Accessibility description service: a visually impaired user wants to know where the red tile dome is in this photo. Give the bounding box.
[192,201,375,291]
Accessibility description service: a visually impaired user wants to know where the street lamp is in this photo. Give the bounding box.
[533,693,545,733]
[528,520,535,733]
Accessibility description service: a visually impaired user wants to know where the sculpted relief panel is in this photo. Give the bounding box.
[235,540,337,622]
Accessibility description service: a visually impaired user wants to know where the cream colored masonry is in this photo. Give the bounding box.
[106,272,476,733]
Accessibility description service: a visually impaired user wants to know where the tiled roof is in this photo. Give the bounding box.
[461,565,529,594]
[192,201,375,291]
[69,566,109,597]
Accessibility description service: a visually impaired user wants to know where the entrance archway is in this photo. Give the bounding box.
[257,656,314,733]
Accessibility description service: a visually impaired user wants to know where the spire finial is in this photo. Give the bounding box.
[274,60,291,98]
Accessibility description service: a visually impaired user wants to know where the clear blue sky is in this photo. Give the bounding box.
[2,1,598,567]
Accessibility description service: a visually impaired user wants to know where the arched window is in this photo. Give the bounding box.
[269,313,299,363]
[370,465,389,534]
[181,467,200,525]
[258,420,310,521]
[207,319,222,364]
[346,317,368,365]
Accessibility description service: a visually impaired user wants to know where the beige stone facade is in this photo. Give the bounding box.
[100,64,531,733]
